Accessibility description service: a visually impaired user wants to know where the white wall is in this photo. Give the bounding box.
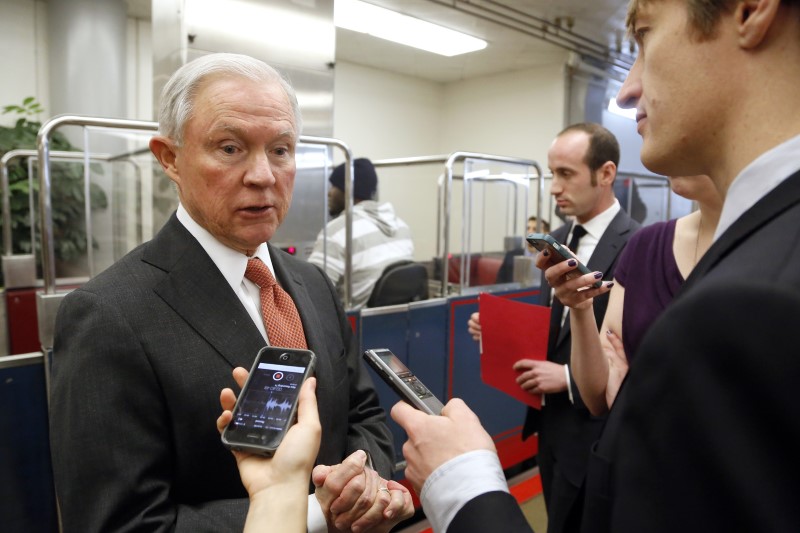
[332,59,569,262]
[333,61,445,263]
[441,63,568,255]
[0,0,49,125]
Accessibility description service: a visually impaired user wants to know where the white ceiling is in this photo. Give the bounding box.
[126,0,635,83]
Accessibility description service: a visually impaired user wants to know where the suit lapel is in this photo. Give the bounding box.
[682,170,800,295]
[144,216,266,370]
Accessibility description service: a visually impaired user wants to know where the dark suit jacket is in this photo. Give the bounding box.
[448,492,534,533]
[582,170,800,532]
[522,210,639,487]
[49,213,393,533]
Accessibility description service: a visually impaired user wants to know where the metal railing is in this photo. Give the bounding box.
[373,152,543,297]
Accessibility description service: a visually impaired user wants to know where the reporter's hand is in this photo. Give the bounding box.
[217,369,321,498]
[535,250,612,311]
[467,312,482,341]
[391,398,495,495]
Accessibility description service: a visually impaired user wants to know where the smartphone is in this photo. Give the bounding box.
[363,348,444,415]
[221,346,316,456]
[526,232,602,288]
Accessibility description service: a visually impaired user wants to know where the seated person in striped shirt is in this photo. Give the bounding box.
[308,158,414,309]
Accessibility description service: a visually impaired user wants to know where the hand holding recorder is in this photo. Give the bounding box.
[390,398,497,495]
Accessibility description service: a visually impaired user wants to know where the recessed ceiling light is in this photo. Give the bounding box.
[335,0,487,57]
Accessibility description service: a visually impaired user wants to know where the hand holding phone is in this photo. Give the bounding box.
[526,232,602,288]
[363,349,444,415]
[222,346,316,456]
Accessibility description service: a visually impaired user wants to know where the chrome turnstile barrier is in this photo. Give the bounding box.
[294,136,355,309]
[2,149,116,357]
[373,153,543,297]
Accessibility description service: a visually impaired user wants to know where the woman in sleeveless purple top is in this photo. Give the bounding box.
[613,219,683,360]
[544,175,721,415]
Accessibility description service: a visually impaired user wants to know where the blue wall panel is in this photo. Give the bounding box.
[0,359,58,532]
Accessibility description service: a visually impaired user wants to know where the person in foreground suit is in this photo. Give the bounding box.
[579,0,800,531]
[469,122,639,533]
[49,53,412,532]
[398,1,800,532]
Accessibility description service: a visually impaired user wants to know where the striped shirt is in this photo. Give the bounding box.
[308,201,414,309]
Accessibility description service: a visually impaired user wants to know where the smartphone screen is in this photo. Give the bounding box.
[222,347,315,456]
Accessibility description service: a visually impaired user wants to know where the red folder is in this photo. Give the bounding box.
[478,292,550,409]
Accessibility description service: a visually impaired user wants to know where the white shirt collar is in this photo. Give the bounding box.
[578,198,621,240]
[714,133,800,241]
[176,203,276,292]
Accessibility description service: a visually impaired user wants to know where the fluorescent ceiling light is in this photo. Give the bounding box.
[607,98,637,120]
[335,0,487,57]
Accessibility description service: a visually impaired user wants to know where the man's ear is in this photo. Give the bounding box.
[149,136,180,184]
[598,161,617,186]
[736,0,781,49]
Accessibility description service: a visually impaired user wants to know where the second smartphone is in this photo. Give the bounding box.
[526,232,602,288]
[221,346,316,456]
[363,348,444,415]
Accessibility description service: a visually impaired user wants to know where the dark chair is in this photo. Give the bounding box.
[366,260,429,308]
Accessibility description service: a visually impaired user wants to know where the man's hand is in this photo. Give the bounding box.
[313,451,413,533]
[391,398,496,495]
[467,312,482,341]
[513,359,567,395]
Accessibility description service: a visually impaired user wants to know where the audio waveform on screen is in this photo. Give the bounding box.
[265,396,293,414]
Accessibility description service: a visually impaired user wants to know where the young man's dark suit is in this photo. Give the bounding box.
[49,213,393,533]
[580,169,800,533]
[522,209,639,533]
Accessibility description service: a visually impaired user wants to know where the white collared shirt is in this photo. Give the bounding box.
[715,134,800,242]
[566,198,622,267]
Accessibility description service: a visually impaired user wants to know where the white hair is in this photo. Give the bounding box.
[156,52,303,144]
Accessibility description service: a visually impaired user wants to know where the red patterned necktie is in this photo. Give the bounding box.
[244,257,308,348]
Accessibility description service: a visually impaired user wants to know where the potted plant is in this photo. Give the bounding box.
[0,97,107,285]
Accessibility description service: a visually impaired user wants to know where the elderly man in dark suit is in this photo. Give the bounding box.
[48,53,412,533]
[395,1,800,532]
